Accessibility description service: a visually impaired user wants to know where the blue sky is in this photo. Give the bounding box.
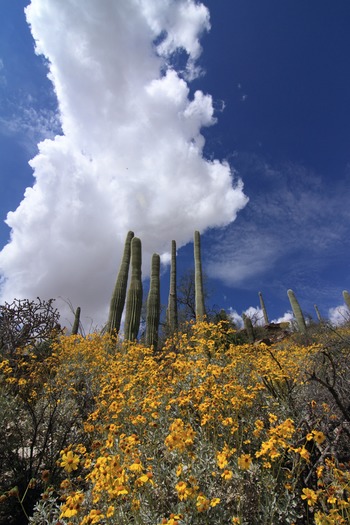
[0,0,350,329]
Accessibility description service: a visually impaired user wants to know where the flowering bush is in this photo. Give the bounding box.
[2,321,350,524]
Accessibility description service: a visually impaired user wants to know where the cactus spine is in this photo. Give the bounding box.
[145,254,161,349]
[124,237,143,341]
[258,291,269,325]
[71,306,81,335]
[287,289,307,334]
[107,231,134,334]
[343,290,350,310]
[166,240,178,332]
[194,230,206,320]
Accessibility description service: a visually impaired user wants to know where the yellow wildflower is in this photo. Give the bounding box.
[129,461,144,473]
[253,419,264,437]
[298,447,310,462]
[60,491,84,518]
[312,430,326,445]
[237,453,252,470]
[216,452,228,469]
[301,487,318,506]
[60,451,80,473]
[175,481,189,501]
[135,473,153,486]
[196,494,210,512]
[269,413,278,424]
[112,485,128,496]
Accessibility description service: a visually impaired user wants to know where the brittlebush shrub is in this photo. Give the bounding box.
[2,322,350,525]
[0,333,116,524]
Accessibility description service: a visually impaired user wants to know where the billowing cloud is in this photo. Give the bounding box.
[228,306,265,329]
[272,311,294,325]
[328,305,349,326]
[0,0,248,328]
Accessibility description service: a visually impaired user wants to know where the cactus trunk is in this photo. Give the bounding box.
[124,237,143,341]
[194,231,206,321]
[107,231,134,334]
[71,306,81,335]
[146,253,161,350]
[287,289,307,334]
[166,240,178,332]
[314,304,322,322]
[258,291,269,325]
[242,313,254,343]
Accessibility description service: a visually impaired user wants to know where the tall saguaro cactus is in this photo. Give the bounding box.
[146,253,160,349]
[242,313,254,343]
[71,306,81,335]
[314,304,323,322]
[107,231,134,334]
[124,237,143,341]
[287,289,307,334]
[166,240,178,332]
[194,231,206,321]
[258,291,269,325]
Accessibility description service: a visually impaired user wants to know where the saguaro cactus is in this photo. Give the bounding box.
[258,291,269,325]
[242,313,254,343]
[314,304,322,322]
[71,306,81,335]
[343,290,350,310]
[107,231,134,334]
[194,230,206,320]
[287,289,307,334]
[166,240,178,332]
[124,237,143,341]
[146,253,160,349]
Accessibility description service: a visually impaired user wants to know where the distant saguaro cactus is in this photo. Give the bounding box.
[258,291,269,325]
[343,290,350,310]
[146,253,160,350]
[166,240,178,332]
[194,231,206,321]
[242,313,254,343]
[71,306,81,335]
[107,231,134,335]
[124,237,143,341]
[314,304,323,322]
[287,289,307,334]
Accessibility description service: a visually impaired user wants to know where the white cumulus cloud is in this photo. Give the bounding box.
[328,305,349,326]
[0,0,248,328]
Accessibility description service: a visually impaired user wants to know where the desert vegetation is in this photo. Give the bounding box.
[1,232,350,525]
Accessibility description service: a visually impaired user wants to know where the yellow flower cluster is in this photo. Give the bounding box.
[165,418,196,452]
[6,321,347,524]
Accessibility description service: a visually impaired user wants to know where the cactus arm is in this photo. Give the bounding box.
[124,237,143,341]
[166,240,178,332]
[314,304,322,322]
[146,253,161,349]
[107,231,134,334]
[258,291,269,325]
[194,231,206,321]
[242,313,255,342]
[71,306,81,335]
[287,289,307,334]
